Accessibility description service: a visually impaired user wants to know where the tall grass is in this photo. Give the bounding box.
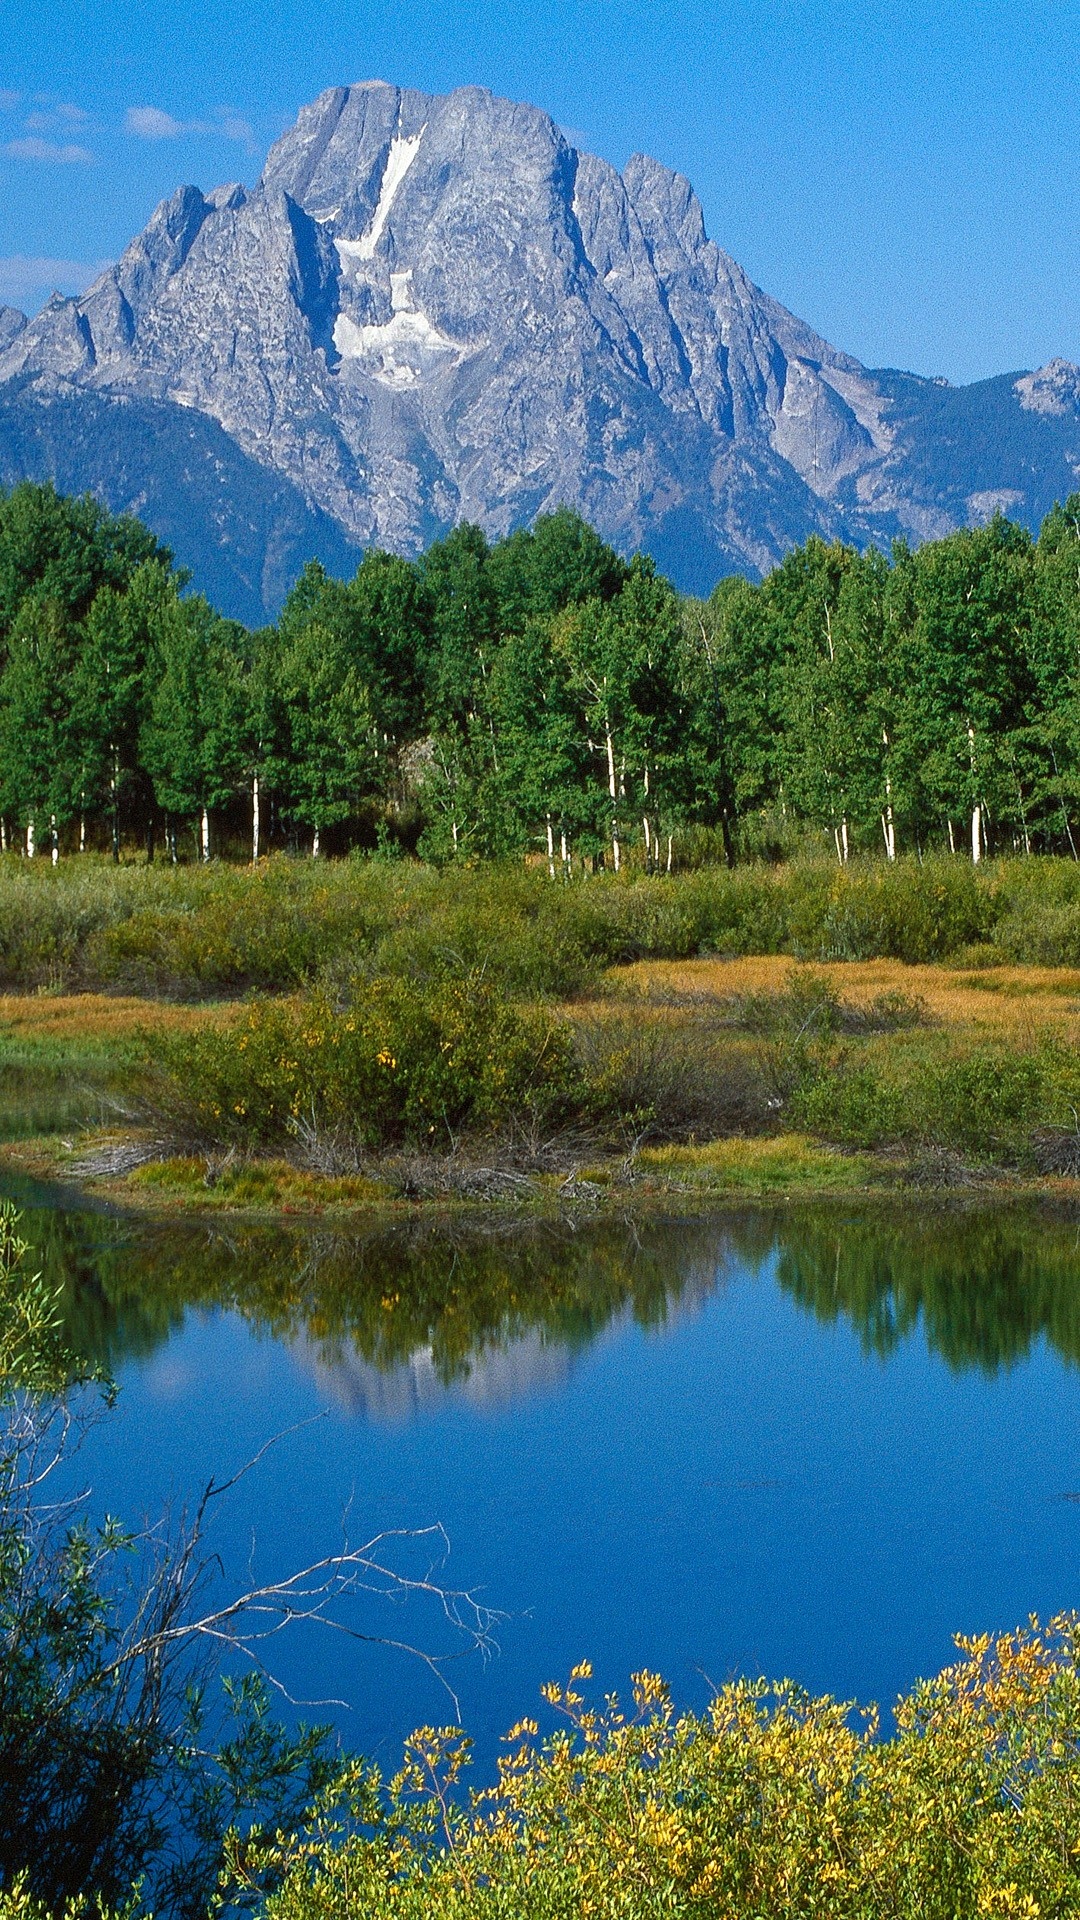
[0,856,1068,998]
[3,851,1080,998]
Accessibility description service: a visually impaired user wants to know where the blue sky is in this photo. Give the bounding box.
[1,0,1078,384]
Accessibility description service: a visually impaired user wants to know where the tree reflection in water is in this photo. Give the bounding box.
[5,1188,1079,1398]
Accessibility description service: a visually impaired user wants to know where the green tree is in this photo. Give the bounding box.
[0,597,80,858]
[142,598,249,860]
[0,482,168,652]
[487,507,628,633]
[907,517,1036,859]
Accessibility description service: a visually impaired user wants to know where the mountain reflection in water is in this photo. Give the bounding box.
[11,1196,1080,1402]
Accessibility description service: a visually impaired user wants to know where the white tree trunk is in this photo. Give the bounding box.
[25,818,34,859]
[110,752,120,863]
[947,819,956,855]
[312,826,320,859]
[1,819,7,853]
[252,775,261,864]
[967,724,981,864]
[560,827,569,879]
[605,728,620,872]
[50,815,58,866]
[200,807,210,863]
[79,814,86,854]
[642,815,651,871]
[546,814,555,880]
[666,834,673,873]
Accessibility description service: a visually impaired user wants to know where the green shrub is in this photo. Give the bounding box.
[793,1040,1080,1159]
[7,851,1080,1000]
[792,1061,908,1146]
[147,976,579,1153]
[784,858,992,963]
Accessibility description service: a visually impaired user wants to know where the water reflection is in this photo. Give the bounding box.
[10,1183,1080,1757]
[11,1194,1080,1402]
[777,1207,1080,1373]
[0,1065,118,1143]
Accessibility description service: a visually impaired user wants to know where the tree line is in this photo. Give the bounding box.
[2,479,1080,866]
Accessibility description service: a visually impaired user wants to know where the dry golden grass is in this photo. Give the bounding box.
[610,956,1080,1040]
[0,992,247,1052]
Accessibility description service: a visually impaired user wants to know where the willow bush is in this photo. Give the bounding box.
[6,852,1080,998]
[147,976,580,1153]
[233,1622,1080,1919]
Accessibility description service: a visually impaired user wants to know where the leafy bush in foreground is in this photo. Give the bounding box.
[237,1622,1080,1919]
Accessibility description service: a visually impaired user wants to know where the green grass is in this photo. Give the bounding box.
[5,850,1080,1000]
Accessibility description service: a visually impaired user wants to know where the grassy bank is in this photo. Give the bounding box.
[2,953,1080,1213]
[2,857,1080,1209]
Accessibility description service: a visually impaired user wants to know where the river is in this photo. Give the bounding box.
[8,1177,1080,1772]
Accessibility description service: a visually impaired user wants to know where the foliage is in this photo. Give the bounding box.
[236,1621,1080,1918]
[5,852,1080,999]
[146,975,580,1154]
[7,480,1080,865]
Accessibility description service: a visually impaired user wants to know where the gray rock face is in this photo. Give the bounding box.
[0,308,25,353]
[4,80,1080,604]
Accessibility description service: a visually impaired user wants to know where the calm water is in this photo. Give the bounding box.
[11,1183,1080,1768]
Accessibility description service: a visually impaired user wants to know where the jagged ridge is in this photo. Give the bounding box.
[2,80,1079,614]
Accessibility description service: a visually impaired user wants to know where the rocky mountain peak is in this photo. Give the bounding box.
[1015,358,1080,416]
[1,80,1079,615]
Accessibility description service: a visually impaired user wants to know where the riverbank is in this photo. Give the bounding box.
[2,950,1080,1218]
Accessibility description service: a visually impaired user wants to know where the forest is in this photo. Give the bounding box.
[2,480,1080,868]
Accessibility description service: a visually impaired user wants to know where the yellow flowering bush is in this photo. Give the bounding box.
[234,1618,1080,1919]
[149,975,578,1150]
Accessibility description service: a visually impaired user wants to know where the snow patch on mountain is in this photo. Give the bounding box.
[332,264,466,387]
[339,127,425,261]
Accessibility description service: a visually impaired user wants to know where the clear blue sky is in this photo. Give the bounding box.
[1,0,1078,385]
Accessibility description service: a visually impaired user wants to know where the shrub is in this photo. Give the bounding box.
[792,1061,908,1146]
[244,1620,1080,1919]
[572,1012,768,1141]
[3,852,1080,999]
[146,976,579,1154]
[792,1040,1080,1159]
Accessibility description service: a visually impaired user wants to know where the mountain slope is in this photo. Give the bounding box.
[2,81,1079,611]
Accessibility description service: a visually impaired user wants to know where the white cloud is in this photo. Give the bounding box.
[125,104,184,139]
[126,104,255,148]
[24,103,88,132]
[2,135,94,164]
[215,112,255,145]
[0,254,108,308]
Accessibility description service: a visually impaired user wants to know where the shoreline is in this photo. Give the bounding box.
[5,1124,1080,1224]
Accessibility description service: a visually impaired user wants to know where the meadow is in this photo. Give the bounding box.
[2,852,1080,1203]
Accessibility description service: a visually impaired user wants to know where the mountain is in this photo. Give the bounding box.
[2,80,1080,619]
